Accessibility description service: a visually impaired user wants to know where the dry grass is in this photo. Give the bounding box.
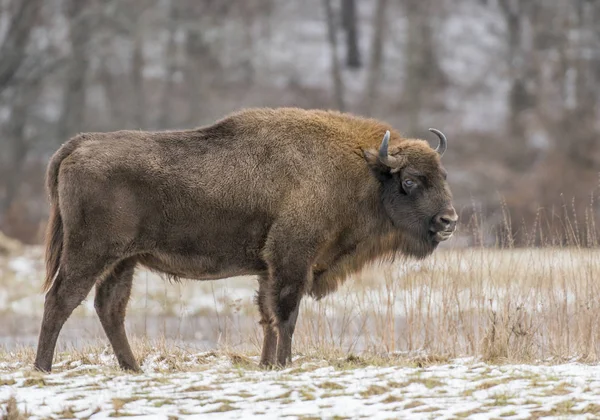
[1,397,28,420]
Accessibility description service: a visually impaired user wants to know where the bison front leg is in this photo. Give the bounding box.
[266,255,311,368]
[282,303,300,364]
[270,277,305,367]
[264,219,319,368]
[256,275,277,368]
[273,279,305,367]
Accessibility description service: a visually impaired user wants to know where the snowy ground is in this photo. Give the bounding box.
[2,353,600,419]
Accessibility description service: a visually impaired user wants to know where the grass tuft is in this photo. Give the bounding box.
[1,397,28,420]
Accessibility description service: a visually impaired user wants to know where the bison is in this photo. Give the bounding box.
[34,107,457,372]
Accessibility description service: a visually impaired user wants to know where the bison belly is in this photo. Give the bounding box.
[136,214,270,280]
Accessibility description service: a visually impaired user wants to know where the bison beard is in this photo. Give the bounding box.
[33,107,456,372]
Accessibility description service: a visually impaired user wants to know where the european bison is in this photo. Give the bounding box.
[34,107,457,372]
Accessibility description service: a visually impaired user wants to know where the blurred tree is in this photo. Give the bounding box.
[57,0,92,141]
[130,3,149,130]
[402,0,446,135]
[323,0,346,111]
[497,0,536,143]
[363,0,388,116]
[0,0,42,93]
[0,80,42,220]
[158,0,179,129]
[0,0,44,232]
[342,0,361,69]
[558,0,600,169]
[181,2,223,124]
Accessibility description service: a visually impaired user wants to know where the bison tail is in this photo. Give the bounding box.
[43,204,62,292]
[42,134,87,292]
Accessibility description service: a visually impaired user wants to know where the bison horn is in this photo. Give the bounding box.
[377,130,403,170]
[379,130,390,160]
[429,128,447,157]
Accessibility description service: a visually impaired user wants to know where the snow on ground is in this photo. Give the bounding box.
[2,354,600,419]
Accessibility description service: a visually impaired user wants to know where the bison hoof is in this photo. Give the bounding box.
[120,364,142,373]
[33,363,51,373]
[259,362,276,370]
[259,361,290,370]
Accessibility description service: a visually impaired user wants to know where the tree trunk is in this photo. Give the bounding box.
[402,0,447,135]
[158,0,178,129]
[342,0,361,69]
[57,0,91,141]
[323,0,346,111]
[0,81,41,223]
[498,0,537,139]
[0,0,43,93]
[497,0,538,170]
[132,27,145,129]
[363,0,388,116]
[403,0,425,135]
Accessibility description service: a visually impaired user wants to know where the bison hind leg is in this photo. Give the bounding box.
[94,258,139,372]
[34,249,120,372]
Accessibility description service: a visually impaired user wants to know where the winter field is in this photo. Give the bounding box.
[1,245,600,418]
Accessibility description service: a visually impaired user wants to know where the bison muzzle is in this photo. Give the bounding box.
[34,107,457,372]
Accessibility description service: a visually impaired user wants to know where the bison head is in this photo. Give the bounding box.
[364,129,457,258]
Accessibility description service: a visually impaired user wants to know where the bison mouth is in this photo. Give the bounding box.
[395,222,454,259]
[430,228,454,243]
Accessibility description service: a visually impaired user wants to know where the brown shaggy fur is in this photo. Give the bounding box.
[34,107,456,372]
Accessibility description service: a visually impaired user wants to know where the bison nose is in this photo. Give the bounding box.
[434,208,458,231]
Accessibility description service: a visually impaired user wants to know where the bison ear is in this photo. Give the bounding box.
[363,149,381,166]
[363,149,405,178]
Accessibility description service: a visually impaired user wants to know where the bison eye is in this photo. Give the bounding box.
[402,179,416,193]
